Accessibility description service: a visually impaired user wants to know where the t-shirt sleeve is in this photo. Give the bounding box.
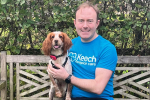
[97,44,118,71]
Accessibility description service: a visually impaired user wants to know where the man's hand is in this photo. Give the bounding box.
[47,64,69,80]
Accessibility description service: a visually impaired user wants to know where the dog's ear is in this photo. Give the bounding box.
[62,32,72,54]
[41,33,52,55]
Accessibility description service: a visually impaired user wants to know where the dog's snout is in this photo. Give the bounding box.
[55,40,58,43]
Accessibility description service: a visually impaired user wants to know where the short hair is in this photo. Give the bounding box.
[75,1,99,20]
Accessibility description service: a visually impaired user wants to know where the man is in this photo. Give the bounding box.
[48,1,117,100]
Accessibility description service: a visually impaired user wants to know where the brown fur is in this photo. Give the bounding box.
[41,32,72,55]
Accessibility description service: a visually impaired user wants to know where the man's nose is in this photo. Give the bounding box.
[83,21,88,28]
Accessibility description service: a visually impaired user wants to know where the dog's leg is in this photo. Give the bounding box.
[48,73,62,98]
[65,84,72,100]
[49,84,55,100]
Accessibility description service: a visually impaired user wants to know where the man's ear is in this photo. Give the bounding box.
[74,19,76,26]
[96,20,100,28]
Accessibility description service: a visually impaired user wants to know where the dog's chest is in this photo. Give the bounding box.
[50,57,67,68]
[53,59,64,65]
[52,58,65,65]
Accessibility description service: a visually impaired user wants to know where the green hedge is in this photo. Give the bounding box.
[0,0,150,55]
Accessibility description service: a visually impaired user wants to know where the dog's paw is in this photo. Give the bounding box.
[65,97,71,100]
[55,91,62,97]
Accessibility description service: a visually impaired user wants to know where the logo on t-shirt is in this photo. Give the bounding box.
[68,52,96,66]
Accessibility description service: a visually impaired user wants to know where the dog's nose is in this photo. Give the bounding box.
[55,40,58,44]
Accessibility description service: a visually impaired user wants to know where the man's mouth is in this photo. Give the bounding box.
[81,30,90,32]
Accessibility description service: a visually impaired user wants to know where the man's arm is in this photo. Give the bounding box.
[70,68,113,94]
[48,64,113,95]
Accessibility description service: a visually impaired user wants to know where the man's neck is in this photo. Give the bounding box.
[81,33,98,43]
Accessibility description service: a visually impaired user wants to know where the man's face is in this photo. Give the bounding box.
[74,7,100,42]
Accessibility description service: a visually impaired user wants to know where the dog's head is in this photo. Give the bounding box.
[41,31,72,55]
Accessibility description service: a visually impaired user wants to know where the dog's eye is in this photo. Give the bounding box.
[59,36,63,38]
[51,36,54,38]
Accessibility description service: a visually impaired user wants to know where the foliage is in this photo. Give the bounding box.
[97,0,150,55]
[0,0,79,55]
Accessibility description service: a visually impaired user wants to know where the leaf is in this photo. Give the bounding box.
[102,14,107,18]
[1,0,7,4]
[20,0,25,5]
[100,26,107,31]
[143,25,147,29]
[131,10,137,14]
[136,23,142,27]
[49,0,53,2]
[147,12,150,20]
[119,15,125,20]
[11,46,16,53]
[15,49,20,54]
[103,19,107,23]
[45,24,49,29]
[54,19,59,22]
[63,28,67,33]
[148,25,150,29]
[112,14,116,19]
[135,4,142,8]
[26,44,31,49]
[69,27,73,34]
[139,41,142,46]
[132,50,135,55]
[146,40,149,44]
[44,1,49,5]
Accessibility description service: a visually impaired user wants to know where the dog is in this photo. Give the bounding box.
[41,31,72,100]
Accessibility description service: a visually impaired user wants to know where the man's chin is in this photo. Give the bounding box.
[80,35,89,39]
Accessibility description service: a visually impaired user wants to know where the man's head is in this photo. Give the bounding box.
[75,1,99,21]
[74,1,100,42]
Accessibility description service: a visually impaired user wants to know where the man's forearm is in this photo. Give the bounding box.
[70,68,113,95]
[70,75,104,95]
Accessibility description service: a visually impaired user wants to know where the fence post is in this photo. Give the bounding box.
[1,51,7,100]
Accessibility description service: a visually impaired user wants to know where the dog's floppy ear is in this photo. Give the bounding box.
[41,33,52,55]
[62,32,72,55]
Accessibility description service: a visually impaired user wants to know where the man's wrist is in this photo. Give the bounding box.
[64,73,69,80]
[65,74,72,83]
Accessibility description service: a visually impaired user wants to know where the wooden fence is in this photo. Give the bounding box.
[0,51,150,100]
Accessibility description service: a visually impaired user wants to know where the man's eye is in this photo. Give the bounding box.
[88,20,93,22]
[79,20,83,22]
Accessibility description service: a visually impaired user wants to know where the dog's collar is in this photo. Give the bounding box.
[51,57,68,69]
[50,54,63,60]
